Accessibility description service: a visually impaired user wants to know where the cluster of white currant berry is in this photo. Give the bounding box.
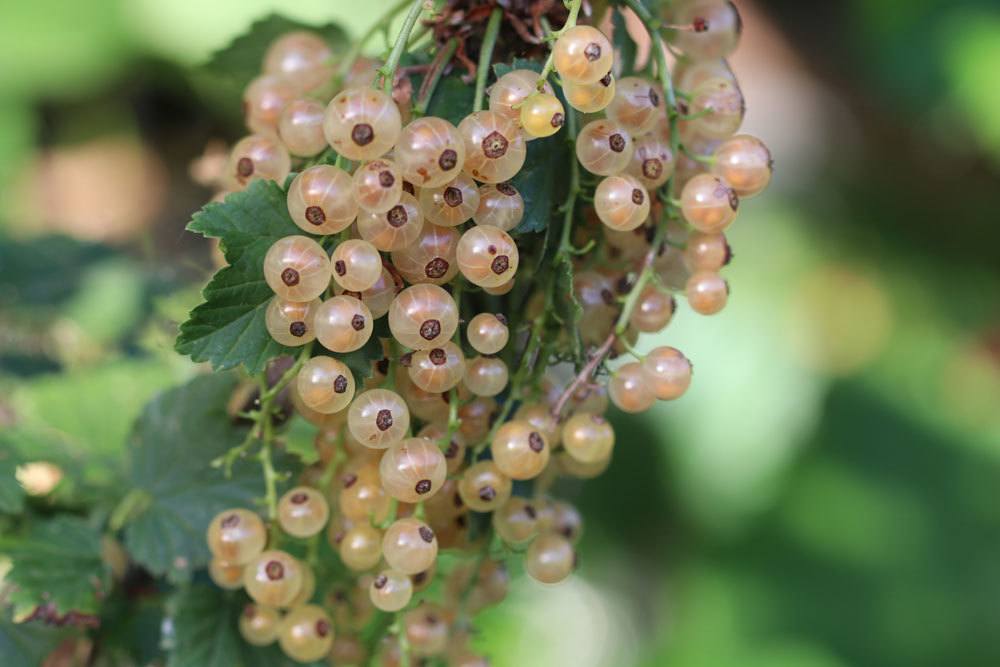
[201,0,771,663]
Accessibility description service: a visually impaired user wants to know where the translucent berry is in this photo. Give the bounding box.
[491,420,549,480]
[239,603,281,646]
[408,342,466,393]
[243,74,296,134]
[244,550,303,607]
[403,604,450,657]
[369,569,413,612]
[348,389,410,449]
[687,77,744,140]
[520,93,565,139]
[395,117,466,188]
[605,76,664,135]
[458,396,497,442]
[263,31,334,91]
[463,355,508,397]
[561,412,614,463]
[383,517,439,575]
[208,558,244,590]
[286,165,358,235]
[458,460,511,512]
[630,285,676,333]
[684,231,731,271]
[389,223,459,285]
[380,437,447,503]
[686,270,729,315]
[226,135,291,190]
[277,99,327,158]
[353,158,404,213]
[334,265,399,319]
[323,87,401,160]
[456,225,519,288]
[458,111,526,184]
[563,72,616,113]
[288,561,316,607]
[594,174,650,231]
[339,523,383,571]
[674,56,738,93]
[418,174,480,227]
[296,356,355,414]
[553,25,614,84]
[265,297,320,346]
[711,134,772,198]
[526,532,575,584]
[642,346,693,400]
[314,295,372,353]
[488,69,554,124]
[680,173,738,232]
[492,497,539,545]
[466,312,509,354]
[339,468,392,523]
[357,191,424,253]
[207,509,266,565]
[482,278,515,296]
[417,424,467,474]
[609,361,656,413]
[513,402,561,446]
[277,486,329,538]
[576,119,634,176]
[473,182,524,231]
[387,284,458,349]
[278,604,334,663]
[626,132,674,190]
[329,241,380,294]
[556,450,611,479]
[669,1,742,61]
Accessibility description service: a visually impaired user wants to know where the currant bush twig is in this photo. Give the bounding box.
[473,8,504,112]
[414,37,459,116]
[337,0,413,82]
[376,0,427,94]
[536,0,584,90]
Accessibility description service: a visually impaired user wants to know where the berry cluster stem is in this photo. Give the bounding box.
[536,0,584,90]
[414,37,459,116]
[376,0,427,94]
[337,0,414,83]
[472,7,504,112]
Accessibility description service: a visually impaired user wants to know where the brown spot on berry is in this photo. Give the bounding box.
[374,574,388,589]
[609,133,626,153]
[429,348,447,365]
[351,314,366,331]
[418,526,435,542]
[482,131,509,158]
[281,268,300,286]
[495,313,508,326]
[551,113,565,128]
[496,182,516,196]
[400,352,413,367]
[376,357,390,375]
[600,288,615,305]
[265,561,284,580]
[425,258,449,279]
[438,149,458,170]
[584,42,602,61]
[305,205,326,225]
[693,16,709,32]
[376,409,393,431]
[415,479,432,494]
[525,504,537,519]
[236,157,254,179]
[316,619,330,637]
[453,491,464,507]
[402,181,416,195]
[479,485,496,502]
[631,188,645,205]
[387,204,408,227]
[723,241,734,266]
[491,255,509,275]
[242,604,256,619]
[420,319,441,340]
[221,514,240,528]
[379,170,395,188]
[443,186,463,207]
[334,260,347,276]
[352,123,374,146]
[642,159,663,180]
[289,321,307,337]
[342,473,358,488]
[412,571,428,585]
[444,440,459,458]
[592,415,606,424]
[290,492,308,504]
[334,374,348,393]
[649,88,660,108]
[528,431,544,452]
[599,72,612,87]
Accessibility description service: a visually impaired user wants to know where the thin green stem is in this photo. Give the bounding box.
[377,0,426,94]
[473,8,504,112]
[536,0,584,90]
[414,38,459,116]
[337,0,413,82]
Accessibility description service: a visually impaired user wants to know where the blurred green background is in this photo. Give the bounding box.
[2,1,1000,665]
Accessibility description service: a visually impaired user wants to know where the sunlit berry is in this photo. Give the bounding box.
[330,239,382,292]
[473,182,524,231]
[387,284,458,349]
[323,87,401,160]
[395,117,466,188]
[279,604,334,662]
[458,461,511,512]
[208,558,244,590]
[313,295,372,353]
[683,231,731,271]
[389,223,459,285]
[334,265,400,319]
[456,225,518,288]
[243,74,297,134]
[417,424,466,474]
[680,173,738,232]
[642,346,693,400]
[711,134,772,198]
[463,355,508,397]
[263,31,334,91]
[403,604,449,657]
[297,356,355,414]
[674,56,738,94]
[226,135,291,190]
[687,77,744,140]
[594,174,650,231]
[239,603,281,646]
[561,412,614,464]
[685,270,729,315]
[348,388,410,449]
[563,72,616,113]
[369,569,413,612]
[276,486,329,539]
[492,496,539,545]
[353,158,404,213]
[265,297,319,346]
[207,508,266,566]
[488,69,554,124]
[605,76,664,135]
[525,532,575,584]
[418,174,480,227]
[383,517,438,575]
[466,312,509,354]
[630,285,675,333]
[668,1,742,61]
[287,165,357,234]
[408,342,466,393]
[520,93,565,139]
[357,191,424,253]
[380,437,447,503]
[626,132,674,190]
[490,420,549,480]
[277,98,327,158]
[576,119,634,176]
[339,523,383,571]
[609,361,656,413]
[458,396,497,442]
[553,25,613,84]
[459,111,526,183]
[244,550,303,607]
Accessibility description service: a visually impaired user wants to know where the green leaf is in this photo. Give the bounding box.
[0,515,110,617]
[0,615,73,667]
[423,73,475,126]
[203,14,347,88]
[175,179,304,374]
[122,373,263,581]
[612,6,638,75]
[0,447,24,513]
[167,585,323,667]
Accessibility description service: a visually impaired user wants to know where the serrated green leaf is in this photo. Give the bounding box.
[167,585,323,667]
[0,516,110,616]
[175,179,305,374]
[122,374,264,581]
[203,14,347,88]
[0,615,73,667]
